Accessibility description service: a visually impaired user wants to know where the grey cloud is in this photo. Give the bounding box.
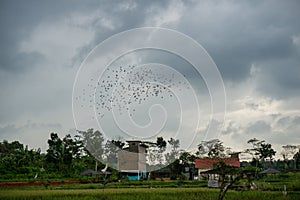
[176,0,300,83]
[0,121,63,138]
[227,116,300,148]
[0,0,133,72]
[0,121,64,151]
[0,51,45,73]
[0,0,75,72]
[276,115,300,130]
[77,1,174,51]
[255,58,300,99]
[0,0,299,153]
[246,120,271,135]
[0,124,18,137]
[222,121,240,135]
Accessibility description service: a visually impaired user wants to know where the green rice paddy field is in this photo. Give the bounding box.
[1,173,300,200]
[0,187,299,200]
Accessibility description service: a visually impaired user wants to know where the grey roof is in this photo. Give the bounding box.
[259,168,280,174]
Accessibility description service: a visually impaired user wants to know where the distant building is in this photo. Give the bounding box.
[194,153,240,187]
[118,140,148,180]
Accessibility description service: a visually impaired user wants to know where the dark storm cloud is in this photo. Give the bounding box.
[0,0,299,151]
[177,0,300,83]
[255,58,300,99]
[72,0,176,65]
[0,0,141,72]
[2,0,299,85]
[0,0,73,72]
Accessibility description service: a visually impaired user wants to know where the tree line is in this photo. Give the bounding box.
[0,129,300,180]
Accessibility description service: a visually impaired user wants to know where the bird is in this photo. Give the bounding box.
[74,65,191,119]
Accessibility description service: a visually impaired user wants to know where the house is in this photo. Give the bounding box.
[194,153,240,187]
[118,140,148,180]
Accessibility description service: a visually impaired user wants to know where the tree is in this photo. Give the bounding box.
[246,138,276,173]
[46,132,85,175]
[157,137,167,150]
[245,138,262,173]
[46,133,80,174]
[78,129,104,171]
[197,139,225,158]
[214,161,257,200]
[156,137,167,165]
[62,134,76,166]
[258,143,276,162]
[0,140,45,176]
[145,137,166,170]
[281,145,298,170]
[104,139,125,168]
[112,139,125,149]
[165,138,180,179]
[294,149,300,169]
[73,134,85,159]
[179,151,196,180]
[246,138,264,158]
[281,145,297,161]
[165,138,180,162]
[46,133,64,170]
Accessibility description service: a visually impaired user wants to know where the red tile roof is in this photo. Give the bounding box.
[195,158,240,169]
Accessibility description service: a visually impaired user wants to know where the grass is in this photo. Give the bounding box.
[56,180,208,189]
[0,188,299,200]
[254,172,300,191]
[1,172,300,199]
[0,180,208,190]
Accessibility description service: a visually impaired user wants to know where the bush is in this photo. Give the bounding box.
[179,173,187,181]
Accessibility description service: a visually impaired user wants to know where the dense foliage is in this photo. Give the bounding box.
[0,130,299,182]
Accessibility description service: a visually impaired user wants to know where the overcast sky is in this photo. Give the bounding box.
[0,0,300,159]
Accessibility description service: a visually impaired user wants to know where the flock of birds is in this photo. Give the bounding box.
[75,65,191,119]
